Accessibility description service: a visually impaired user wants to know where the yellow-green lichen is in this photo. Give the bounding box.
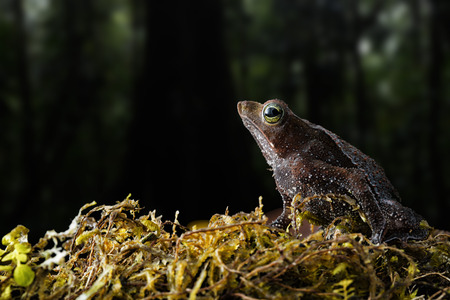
[0,195,449,299]
[0,225,35,293]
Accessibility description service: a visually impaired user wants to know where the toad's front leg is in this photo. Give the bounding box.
[270,194,293,229]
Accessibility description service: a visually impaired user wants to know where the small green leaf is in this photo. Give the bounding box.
[13,264,35,287]
[0,285,11,300]
[0,265,13,272]
[2,226,29,246]
[1,252,14,262]
[75,230,98,246]
[332,262,348,275]
[141,219,160,234]
[14,243,31,254]
[16,253,28,263]
[407,262,419,276]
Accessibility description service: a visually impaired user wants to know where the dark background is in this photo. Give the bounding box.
[1,0,449,243]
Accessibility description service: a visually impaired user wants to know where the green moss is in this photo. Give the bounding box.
[0,225,35,295]
[0,196,449,299]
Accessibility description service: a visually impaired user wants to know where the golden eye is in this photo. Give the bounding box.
[263,103,284,124]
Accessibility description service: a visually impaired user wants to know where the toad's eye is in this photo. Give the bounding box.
[263,103,284,124]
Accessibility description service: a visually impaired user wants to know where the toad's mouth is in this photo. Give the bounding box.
[240,116,277,167]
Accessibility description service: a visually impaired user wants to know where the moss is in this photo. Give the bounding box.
[0,195,449,299]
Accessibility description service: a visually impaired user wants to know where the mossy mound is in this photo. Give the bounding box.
[1,196,449,299]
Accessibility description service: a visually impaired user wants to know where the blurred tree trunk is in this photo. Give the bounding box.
[115,0,256,221]
[409,0,427,213]
[348,45,368,151]
[42,0,94,163]
[347,2,375,152]
[300,3,345,127]
[226,1,250,98]
[427,0,447,228]
[11,0,102,238]
[11,0,36,225]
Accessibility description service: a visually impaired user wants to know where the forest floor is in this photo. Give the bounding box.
[1,196,449,299]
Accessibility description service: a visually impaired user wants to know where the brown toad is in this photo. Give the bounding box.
[238,99,429,244]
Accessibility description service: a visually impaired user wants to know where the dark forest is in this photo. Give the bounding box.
[1,0,449,242]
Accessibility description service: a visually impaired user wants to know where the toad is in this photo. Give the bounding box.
[238,99,430,244]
